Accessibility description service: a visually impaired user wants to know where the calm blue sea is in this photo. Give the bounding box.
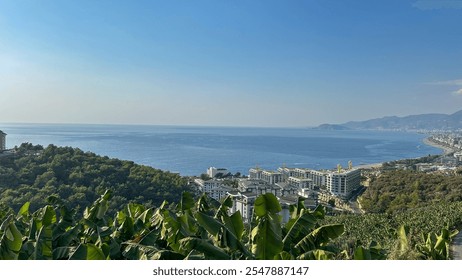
[0,124,442,176]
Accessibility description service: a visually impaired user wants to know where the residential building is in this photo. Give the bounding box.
[308,170,327,187]
[277,167,297,179]
[239,179,281,196]
[207,167,229,178]
[261,170,283,184]
[325,168,361,198]
[208,186,234,201]
[0,130,6,151]
[229,192,257,224]
[194,178,234,201]
[287,176,313,189]
[249,168,263,180]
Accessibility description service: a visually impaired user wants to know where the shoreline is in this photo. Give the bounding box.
[357,162,383,169]
[358,136,455,170]
[422,137,456,156]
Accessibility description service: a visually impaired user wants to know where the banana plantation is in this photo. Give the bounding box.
[1,190,460,260]
[0,191,346,260]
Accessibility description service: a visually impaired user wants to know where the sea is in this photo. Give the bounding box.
[0,123,442,176]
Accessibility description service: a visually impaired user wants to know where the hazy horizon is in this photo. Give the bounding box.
[1,107,462,129]
[1,0,461,127]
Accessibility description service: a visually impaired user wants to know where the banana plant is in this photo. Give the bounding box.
[416,228,459,260]
[0,215,23,260]
[0,190,347,260]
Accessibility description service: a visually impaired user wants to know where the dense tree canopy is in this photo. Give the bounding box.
[359,170,462,214]
[0,143,190,214]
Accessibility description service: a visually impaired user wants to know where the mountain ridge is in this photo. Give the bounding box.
[317,110,462,131]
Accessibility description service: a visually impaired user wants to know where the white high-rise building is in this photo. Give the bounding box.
[207,167,229,178]
[325,168,361,198]
[0,130,6,151]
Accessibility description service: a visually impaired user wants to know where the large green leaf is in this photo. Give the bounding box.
[353,241,386,260]
[31,205,56,229]
[298,249,334,260]
[251,214,283,260]
[397,225,410,253]
[229,211,244,240]
[33,225,53,260]
[283,210,318,251]
[254,193,282,217]
[179,237,230,260]
[69,243,106,260]
[195,211,249,256]
[195,212,221,236]
[53,246,74,260]
[0,215,23,260]
[84,190,111,222]
[17,202,30,219]
[294,224,344,253]
[180,192,195,212]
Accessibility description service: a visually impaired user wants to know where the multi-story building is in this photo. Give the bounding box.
[208,186,234,201]
[207,167,229,178]
[249,168,263,180]
[277,167,297,180]
[229,192,257,224]
[308,170,327,187]
[194,178,233,200]
[325,168,361,198]
[287,176,313,189]
[261,170,283,184]
[0,130,6,151]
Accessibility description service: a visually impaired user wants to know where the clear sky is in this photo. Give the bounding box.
[1,0,461,127]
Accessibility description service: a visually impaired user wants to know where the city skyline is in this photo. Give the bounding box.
[1,0,461,127]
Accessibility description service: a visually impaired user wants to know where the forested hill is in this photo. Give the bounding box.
[0,143,189,213]
[359,169,462,214]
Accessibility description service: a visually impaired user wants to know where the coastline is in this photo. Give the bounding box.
[423,137,456,156]
[357,162,383,169]
[358,136,456,170]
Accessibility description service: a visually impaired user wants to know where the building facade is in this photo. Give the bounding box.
[249,168,263,180]
[229,192,257,224]
[261,170,283,184]
[0,130,6,151]
[325,168,361,198]
[207,167,229,178]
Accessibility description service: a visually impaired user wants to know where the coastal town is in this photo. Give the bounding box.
[3,128,462,221]
[194,165,361,223]
[193,133,462,222]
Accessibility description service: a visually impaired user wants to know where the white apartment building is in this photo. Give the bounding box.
[229,192,257,224]
[261,170,283,184]
[194,178,233,201]
[207,167,229,178]
[277,167,297,179]
[249,168,263,180]
[325,168,361,198]
[239,180,282,196]
[287,176,313,189]
[208,186,234,201]
[194,179,222,192]
[308,170,327,187]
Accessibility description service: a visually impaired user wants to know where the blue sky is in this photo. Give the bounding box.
[1,0,461,126]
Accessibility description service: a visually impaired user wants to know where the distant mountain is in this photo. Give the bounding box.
[318,110,462,131]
